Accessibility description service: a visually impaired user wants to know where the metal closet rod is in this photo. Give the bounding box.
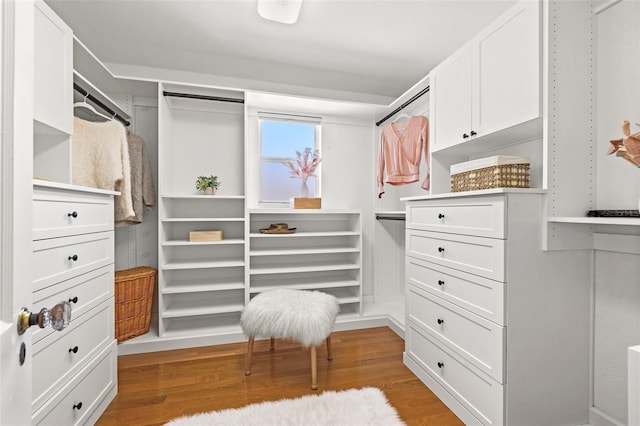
[73,83,131,127]
[376,215,406,221]
[162,91,245,104]
[375,85,430,127]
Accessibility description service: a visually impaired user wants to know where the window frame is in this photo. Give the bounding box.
[258,113,322,205]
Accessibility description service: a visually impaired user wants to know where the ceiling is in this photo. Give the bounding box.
[46,0,516,105]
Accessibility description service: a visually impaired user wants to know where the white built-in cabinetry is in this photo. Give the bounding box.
[429,0,540,154]
[403,191,590,425]
[248,210,362,319]
[157,84,246,338]
[31,182,118,425]
[33,0,73,183]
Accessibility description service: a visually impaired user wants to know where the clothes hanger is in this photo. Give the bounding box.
[392,110,411,123]
[73,93,112,121]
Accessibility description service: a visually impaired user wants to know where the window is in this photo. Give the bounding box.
[259,115,321,203]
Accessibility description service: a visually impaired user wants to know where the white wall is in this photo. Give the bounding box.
[591,2,640,424]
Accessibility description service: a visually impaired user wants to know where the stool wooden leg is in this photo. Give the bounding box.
[270,337,275,351]
[310,345,318,390]
[326,336,333,361]
[244,336,254,376]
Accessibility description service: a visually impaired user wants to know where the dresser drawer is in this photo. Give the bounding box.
[33,188,114,240]
[406,230,505,281]
[407,284,504,382]
[33,340,116,426]
[32,265,114,344]
[406,322,504,426]
[33,231,114,292]
[406,196,505,238]
[406,256,504,324]
[32,301,114,412]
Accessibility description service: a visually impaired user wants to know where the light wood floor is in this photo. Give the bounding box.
[97,327,463,425]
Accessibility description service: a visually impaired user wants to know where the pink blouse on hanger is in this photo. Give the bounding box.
[377,115,429,198]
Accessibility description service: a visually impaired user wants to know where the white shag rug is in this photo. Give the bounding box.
[164,387,405,426]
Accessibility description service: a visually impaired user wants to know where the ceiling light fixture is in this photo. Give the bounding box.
[257,0,303,24]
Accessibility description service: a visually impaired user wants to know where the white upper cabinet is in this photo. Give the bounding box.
[430,0,541,153]
[33,0,72,135]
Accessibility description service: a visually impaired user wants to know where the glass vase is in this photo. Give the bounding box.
[300,180,309,198]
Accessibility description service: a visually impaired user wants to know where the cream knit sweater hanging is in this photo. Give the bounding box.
[72,116,135,220]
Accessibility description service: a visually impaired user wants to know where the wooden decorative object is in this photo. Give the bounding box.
[293,198,321,209]
[189,230,223,242]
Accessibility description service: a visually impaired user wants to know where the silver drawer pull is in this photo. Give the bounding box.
[438,247,445,253]
[437,362,445,368]
[437,318,444,325]
[67,211,78,218]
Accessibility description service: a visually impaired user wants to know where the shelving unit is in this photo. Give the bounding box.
[157,83,246,338]
[248,210,362,318]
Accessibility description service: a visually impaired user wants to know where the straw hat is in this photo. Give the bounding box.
[259,223,297,234]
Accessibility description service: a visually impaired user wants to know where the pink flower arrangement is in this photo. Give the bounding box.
[283,148,321,182]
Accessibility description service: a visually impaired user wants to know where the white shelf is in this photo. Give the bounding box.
[162,259,244,270]
[163,303,244,318]
[162,194,246,200]
[163,280,245,294]
[250,231,359,238]
[250,246,359,256]
[162,218,245,223]
[162,239,245,246]
[162,319,243,340]
[250,261,359,275]
[548,216,640,226]
[250,276,359,292]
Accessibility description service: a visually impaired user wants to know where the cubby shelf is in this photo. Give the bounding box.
[248,210,363,315]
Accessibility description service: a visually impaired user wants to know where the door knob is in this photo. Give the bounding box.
[17,301,72,335]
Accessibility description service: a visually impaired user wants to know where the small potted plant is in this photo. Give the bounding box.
[195,175,221,195]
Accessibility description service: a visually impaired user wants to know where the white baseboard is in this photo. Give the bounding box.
[117,313,405,356]
[589,407,624,426]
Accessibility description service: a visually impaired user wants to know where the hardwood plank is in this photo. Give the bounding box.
[97,327,463,426]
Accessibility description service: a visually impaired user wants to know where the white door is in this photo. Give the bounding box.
[0,1,34,424]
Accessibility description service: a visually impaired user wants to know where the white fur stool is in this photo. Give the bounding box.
[241,288,339,390]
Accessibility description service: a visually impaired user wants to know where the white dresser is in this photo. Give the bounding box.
[31,180,117,425]
[403,190,591,426]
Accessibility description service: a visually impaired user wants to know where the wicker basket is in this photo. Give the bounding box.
[450,156,530,192]
[114,266,156,342]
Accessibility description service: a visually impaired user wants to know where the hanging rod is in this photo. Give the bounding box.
[376,215,406,221]
[375,85,430,127]
[73,83,131,127]
[163,91,245,104]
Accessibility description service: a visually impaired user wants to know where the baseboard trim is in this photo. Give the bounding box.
[589,407,624,426]
[117,314,405,356]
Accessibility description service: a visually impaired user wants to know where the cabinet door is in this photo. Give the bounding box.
[474,0,540,136]
[430,47,473,150]
[34,1,73,134]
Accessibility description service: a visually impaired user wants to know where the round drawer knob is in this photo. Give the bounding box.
[68,296,78,304]
[73,402,83,410]
[438,213,445,219]
[462,133,469,139]
[437,280,445,286]
[68,254,78,262]
[69,346,79,354]
[437,362,445,369]
[470,130,477,136]
[437,318,444,325]
[438,247,445,253]
[67,211,78,218]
